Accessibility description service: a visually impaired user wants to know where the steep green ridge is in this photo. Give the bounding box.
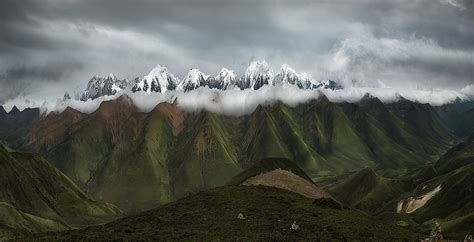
[240,105,293,167]
[435,100,474,137]
[386,98,453,157]
[326,167,405,212]
[241,98,376,180]
[0,202,68,239]
[435,134,474,174]
[32,186,421,240]
[169,111,242,199]
[24,97,179,213]
[342,96,452,175]
[228,157,314,186]
[302,98,376,176]
[0,145,120,239]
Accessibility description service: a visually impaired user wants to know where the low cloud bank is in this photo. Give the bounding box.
[47,85,474,116]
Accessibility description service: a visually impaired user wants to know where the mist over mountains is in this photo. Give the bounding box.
[3,60,472,115]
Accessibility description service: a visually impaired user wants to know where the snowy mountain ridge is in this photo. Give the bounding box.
[79,61,343,101]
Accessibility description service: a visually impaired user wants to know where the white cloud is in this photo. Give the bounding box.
[322,32,474,89]
[40,85,472,116]
[439,0,467,10]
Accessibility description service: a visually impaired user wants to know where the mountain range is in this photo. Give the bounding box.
[79,61,342,101]
[16,94,465,213]
[1,87,473,239]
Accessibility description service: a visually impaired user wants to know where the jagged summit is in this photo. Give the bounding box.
[132,65,178,93]
[77,62,344,101]
[62,92,71,101]
[178,68,209,92]
[273,64,312,89]
[208,68,237,90]
[81,74,129,101]
[313,80,342,90]
[9,105,20,115]
[241,60,274,90]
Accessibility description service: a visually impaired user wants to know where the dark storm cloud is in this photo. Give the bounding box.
[0,59,83,103]
[0,0,473,105]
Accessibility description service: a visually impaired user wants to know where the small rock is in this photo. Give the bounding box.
[291,221,299,231]
[237,213,246,220]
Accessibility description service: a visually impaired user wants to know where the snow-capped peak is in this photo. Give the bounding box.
[312,79,343,90]
[80,74,129,101]
[132,64,179,93]
[243,60,274,90]
[208,68,237,90]
[273,64,313,89]
[274,64,299,85]
[216,68,236,83]
[178,68,209,92]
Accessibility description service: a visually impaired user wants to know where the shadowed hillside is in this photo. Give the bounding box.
[0,145,120,239]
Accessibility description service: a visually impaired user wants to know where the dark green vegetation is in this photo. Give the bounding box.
[33,186,421,240]
[0,145,120,239]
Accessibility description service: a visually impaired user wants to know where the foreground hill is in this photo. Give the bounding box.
[21,158,419,240]
[0,145,121,239]
[229,158,334,200]
[33,185,421,240]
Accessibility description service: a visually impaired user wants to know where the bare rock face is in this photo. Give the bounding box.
[81,74,130,101]
[396,185,442,213]
[241,168,332,199]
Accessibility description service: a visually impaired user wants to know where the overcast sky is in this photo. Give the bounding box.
[1,0,473,107]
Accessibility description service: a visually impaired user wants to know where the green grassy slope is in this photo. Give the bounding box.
[376,136,474,239]
[386,98,453,157]
[299,97,376,175]
[0,145,120,239]
[24,97,180,213]
[0,202,68,239]
[169,111,242,199]
[327,167,405,212]
[341,96,451,175]
[32,186,422,240]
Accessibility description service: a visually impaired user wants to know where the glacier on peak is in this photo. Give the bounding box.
[80,74,129,101]
[78,62,343,101]
[132,65,179,93]
[241,60,274,90]
[208,68,237,90]
[178,68,209,92]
